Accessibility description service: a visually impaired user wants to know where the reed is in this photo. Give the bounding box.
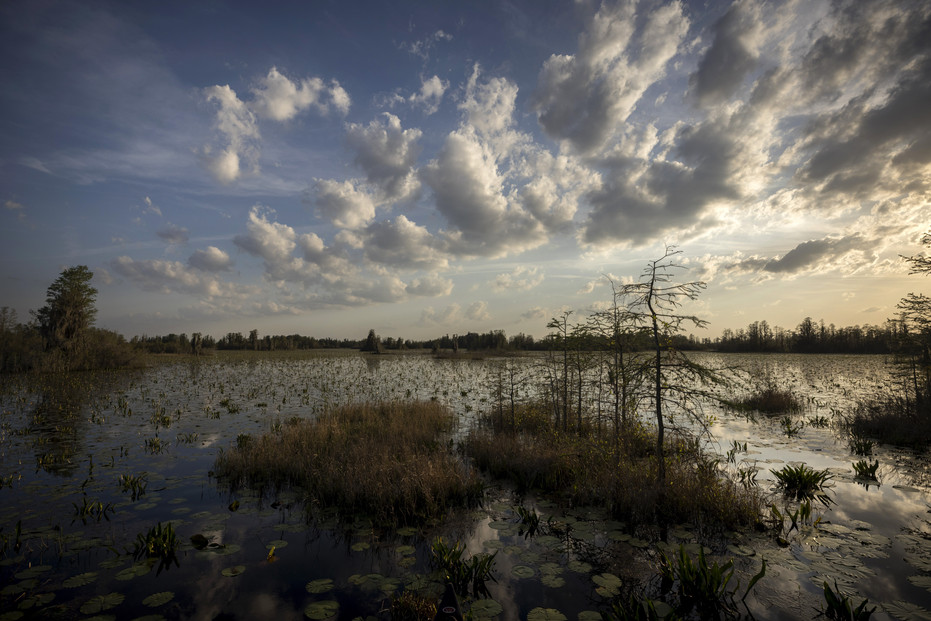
[213,401,483,525]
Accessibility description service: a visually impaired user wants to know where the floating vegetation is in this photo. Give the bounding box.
[389,590,437,620]
[728,385,803,415]
[143,591,175,607]
[72,496,115,524]
[80,592,125,615]
[304,600,339,620]
[848,434,874,457]
[780,415,804,437]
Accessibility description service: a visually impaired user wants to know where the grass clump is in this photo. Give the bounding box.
[430,537,497,598]
[133,522,179,572]
[213,401,483,526]
[728,385,803,416]
[846,394,931,447]
[466,403,763,529]
[771,464,832,503]
[819,580,875,620]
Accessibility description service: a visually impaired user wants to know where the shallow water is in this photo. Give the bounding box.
[0,351,929,620]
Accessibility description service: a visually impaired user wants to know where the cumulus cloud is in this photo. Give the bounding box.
[422,128,545,257]
[711,234,879,279]
[409,75,448,114]
[492,266,544,292]
[363,215,448,270]
[202,84,260,183]
[406,274,454,297]
[460,65,519,138]
[311,179,377,230]
[188,246,232,272]
[111,256,238,297]
[532,1,689,153]
[466,301,490,321]
[4,200,23,211]
[250,67,350,120]
[344,114,422,201]
[142,196,161,217]
[156,222,189,244]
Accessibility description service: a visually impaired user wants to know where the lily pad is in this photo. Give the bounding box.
[306,579,335,594]
[304,600,339,620]
[567,560,592,574]
[884,600,931,621]
[527,608,567,621]
[142,591,174,607]
[80,593,125,615]
[470,599,503,618]
[578,612,602,621]
[351,541,371,552]
[908,575,931,591]
[63,571,98,588]
[221,565,246,577]
[511,565,535,579]
[115,564,151,580]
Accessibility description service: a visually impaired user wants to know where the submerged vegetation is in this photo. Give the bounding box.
[213,401,483,525]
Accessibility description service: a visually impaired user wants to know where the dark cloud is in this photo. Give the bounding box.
[689,1,760,107]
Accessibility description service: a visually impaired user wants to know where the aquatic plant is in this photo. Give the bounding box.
[771,464,832,503]
[819,580,875,620]
[389,590,437,620]
[133,522,179,571]
[119,472,148,501]
[430,537,497,598]
[729,385,803,415]
[808,415,830,428]
[72,496,115,524]
[780,416,804,437]
[213,401,483,525]
[852,460,879,481]
[848,434,874,456]
[770,499,820,543]
[657,544,766,619]
[515,504,542,538]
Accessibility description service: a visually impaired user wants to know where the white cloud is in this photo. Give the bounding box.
[460,65,518,138]
[405,30,453,60]
[492,266,544,292]
[4,200,23,210]
[344,114,422,201]
[409,75,448,115]
[250,67,350,121]
[142,196,161,217]
[111,256,239,297]
[312,179,377,230]
[406,274,454,297]
[466,301,490,321]
[363,215,449,270]
[202,84,260,183]
[188,246,232,272]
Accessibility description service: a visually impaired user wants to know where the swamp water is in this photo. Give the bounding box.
[0,351,930,620]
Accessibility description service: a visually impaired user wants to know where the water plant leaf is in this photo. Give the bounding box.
[567,560,592,574]
[304,600,339,620]
[142,591,174,607]
[221,565,246,577]
[115,564,151,580]
[395,545,416,556]
[130,615,166,621]
[511,565,535,579]
[908,575,931,591]
[883,600,931,621]
[80,593,125,615]
[63,572,98,588]
[526,608,566,621]
[469,599,503,618]
[0,611,25,620]
[267,539,288,548]
[541,573,565,588]
[351,541,370,552]
[190,534,209,549]
[306,579,335,594]
[396,527,417,536]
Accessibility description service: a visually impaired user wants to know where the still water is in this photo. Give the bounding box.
[0,352,929,620]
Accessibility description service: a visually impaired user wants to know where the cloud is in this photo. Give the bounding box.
[492,266,544,292]
[532,1,689,153]
[250,67,350,121]
[188,246,232,272]
[363,215,448,270]
[421,127,545,257]
[344,114,422,201]
[409,75,448,115]
[460,65,519,138]
[711,234,879,279]
[156,223,189,244]
[5,200,23,210]
[311,179,377,230]
[521,307,547,321]
[111,256,239,297]
[405,30,453,60]
[142,196,161,217]
[689,0,763,106]
[202,84,260,183]
[406,274,454,297]
[466,301,490,321]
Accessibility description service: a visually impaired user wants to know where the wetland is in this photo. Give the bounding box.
[1,351,931,620]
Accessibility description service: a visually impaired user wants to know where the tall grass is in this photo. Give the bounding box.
[846,393,931,447]
[466,402,763,528]
[213,401,483,525]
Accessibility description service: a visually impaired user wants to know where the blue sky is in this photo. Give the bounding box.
[1,0,929,340]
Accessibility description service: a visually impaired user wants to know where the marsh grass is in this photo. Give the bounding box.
[846,394,931,447]
[213,401,483,525]
[467,403,763,528]
[728,386,804,416]
[771,464,832,503]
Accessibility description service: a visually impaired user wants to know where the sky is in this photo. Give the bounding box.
[1,0,929,341]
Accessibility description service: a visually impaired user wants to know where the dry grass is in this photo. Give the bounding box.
[728,386,803,415]
[214,401,483,525]
[467,404,763,529]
